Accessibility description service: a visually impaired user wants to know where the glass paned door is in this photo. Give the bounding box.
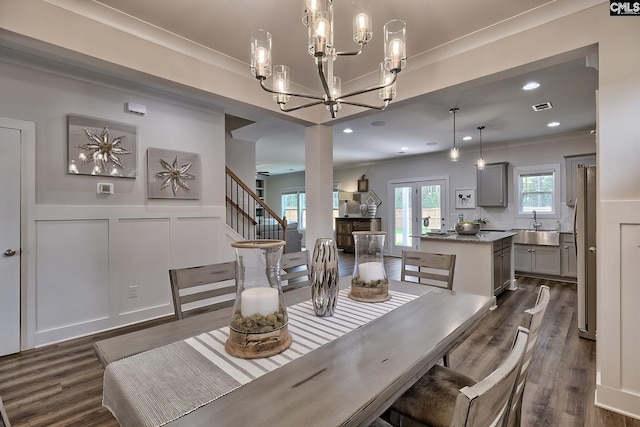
[389,179,447,256]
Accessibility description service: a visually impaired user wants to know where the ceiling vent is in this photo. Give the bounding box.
[532,102,553,112]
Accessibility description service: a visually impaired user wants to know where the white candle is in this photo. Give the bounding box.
[359,261,385,283]
[240,287,279,317]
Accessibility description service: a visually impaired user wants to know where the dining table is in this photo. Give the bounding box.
[95,278,494,427]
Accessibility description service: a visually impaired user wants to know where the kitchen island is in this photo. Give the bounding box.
[419,230,518,303]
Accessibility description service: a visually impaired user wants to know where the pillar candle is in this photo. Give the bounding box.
[359,261,385,283]
[241,287,279,317]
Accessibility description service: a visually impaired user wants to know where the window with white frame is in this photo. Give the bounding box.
[514,164,561,218]
[281,186,340,229]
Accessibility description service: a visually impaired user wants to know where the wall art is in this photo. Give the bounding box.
[67,114,137,178]
[147,148,201,199]
[455,188,476,209]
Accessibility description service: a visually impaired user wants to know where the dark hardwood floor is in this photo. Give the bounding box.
[1,253,638,426]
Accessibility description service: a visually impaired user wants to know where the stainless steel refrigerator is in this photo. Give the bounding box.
[574,164,597,340]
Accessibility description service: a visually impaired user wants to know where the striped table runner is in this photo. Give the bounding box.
[103,288,419,427]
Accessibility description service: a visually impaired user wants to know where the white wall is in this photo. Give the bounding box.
[0,55,229,347]
[225,133,256,191]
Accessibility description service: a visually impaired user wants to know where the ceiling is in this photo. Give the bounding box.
[93,0,598,175]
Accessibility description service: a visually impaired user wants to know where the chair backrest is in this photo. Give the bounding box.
[280,250,311,292]
[505,284,551,427]
[401,250,456,290]
[450,327,529,427]
[0,394,10,427]
[169,261,237,320]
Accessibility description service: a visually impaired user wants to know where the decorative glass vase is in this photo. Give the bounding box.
[310,237,339,316]
[225,239,292,359]
[350,231,390,302]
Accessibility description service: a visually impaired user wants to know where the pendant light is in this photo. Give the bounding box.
[449,107,459,162]
[477,125,485,170]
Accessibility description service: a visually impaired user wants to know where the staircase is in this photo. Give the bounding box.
[225,167,286,241]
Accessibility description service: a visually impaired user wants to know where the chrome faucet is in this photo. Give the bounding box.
[532,210,542,231]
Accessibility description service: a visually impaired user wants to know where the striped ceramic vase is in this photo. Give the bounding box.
[311,237,339,316]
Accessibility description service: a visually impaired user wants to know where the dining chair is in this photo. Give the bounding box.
[384,327,529,427]
[401,250,456,366]
[505,284,551,427]
[169,261,237,320]
[0,394,10,427]
[280,249,312,292]
[400,250,456,290]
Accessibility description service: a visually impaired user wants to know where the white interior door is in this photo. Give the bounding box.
[389,179,447,256]
[0,126,21,356]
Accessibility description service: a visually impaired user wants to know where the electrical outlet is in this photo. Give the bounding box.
[129,285,138,298]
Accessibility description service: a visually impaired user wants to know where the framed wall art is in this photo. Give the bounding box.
[147,148,201,200]
[357,175,369,192]
[455,188,476,209]
[67,114,137,178]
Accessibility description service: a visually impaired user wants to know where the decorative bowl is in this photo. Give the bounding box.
[455,221,481,235]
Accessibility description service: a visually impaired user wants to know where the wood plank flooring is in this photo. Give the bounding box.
[0,253,638,426]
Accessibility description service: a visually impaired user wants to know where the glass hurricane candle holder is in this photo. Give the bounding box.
[349,231,390,302]
[225,240,292,359]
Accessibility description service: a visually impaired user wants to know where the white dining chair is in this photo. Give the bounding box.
[384,327,529,427]
[505,284,551,427]
[169,261,237,320]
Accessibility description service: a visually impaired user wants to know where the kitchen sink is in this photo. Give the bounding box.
[512,229,560,246]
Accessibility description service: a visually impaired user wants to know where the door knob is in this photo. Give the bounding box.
[588,247,597,253]
[4,249,16,257]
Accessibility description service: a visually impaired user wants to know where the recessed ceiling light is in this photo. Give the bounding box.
[371,121,386,127]
[523,82,540,91]
[547,121,560,127]
[400,147,408,151]
[425,142,437,146]
[343,128,353,133]
[463,136,472,141]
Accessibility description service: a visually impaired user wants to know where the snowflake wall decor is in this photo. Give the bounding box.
[147,148,201,199]
[67,114,137,178]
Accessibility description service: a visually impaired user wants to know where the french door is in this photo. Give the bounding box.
[389,178,447,256]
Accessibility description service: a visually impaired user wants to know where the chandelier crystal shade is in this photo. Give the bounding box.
[250,0,407,118]
[450,107,459,162]
[477,125,486,170]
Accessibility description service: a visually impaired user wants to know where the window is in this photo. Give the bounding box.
[282,186,341,230]
[514,164,561,218]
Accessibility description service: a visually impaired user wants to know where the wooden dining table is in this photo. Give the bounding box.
[95,279,494,427]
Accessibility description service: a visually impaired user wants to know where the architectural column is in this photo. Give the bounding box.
[304,125,334,250]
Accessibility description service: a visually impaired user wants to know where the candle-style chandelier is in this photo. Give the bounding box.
[250,0,407,119]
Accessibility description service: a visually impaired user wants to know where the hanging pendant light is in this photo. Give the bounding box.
[449,107,459,162]
[477,125,485,170]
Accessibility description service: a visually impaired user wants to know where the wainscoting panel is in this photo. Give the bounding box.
[35,219,110,332]
[171,216,224,268]
[116,217,171,315]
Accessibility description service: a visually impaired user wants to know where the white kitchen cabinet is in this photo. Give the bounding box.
[477,162,508,207]
[565,154,595,207]
[514,244,561,276]
[560,233,577,278]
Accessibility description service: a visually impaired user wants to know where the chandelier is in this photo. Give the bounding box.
[449,107,459,162]
[250,0,407,119]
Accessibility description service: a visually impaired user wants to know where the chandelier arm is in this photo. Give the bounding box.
[339,71,398,99]
[259,79,325,101]
[335,43,365,57]
[337,99,390,111]
[278,100,325,113]
[317,60,333,100]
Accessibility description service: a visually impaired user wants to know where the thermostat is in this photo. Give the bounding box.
[97,182,114,194]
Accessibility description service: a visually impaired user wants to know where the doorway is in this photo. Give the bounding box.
[0,124,21,356]
[388,178,448,257]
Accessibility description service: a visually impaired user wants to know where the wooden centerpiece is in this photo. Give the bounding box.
[225,239,292,359]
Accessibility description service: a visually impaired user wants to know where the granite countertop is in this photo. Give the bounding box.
[420,230,518,243]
